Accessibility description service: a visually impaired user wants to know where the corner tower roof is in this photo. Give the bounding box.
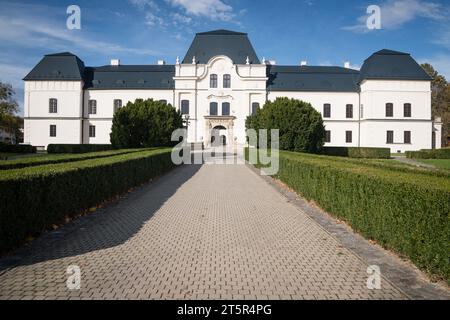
[183,29,260,64]
[24,52,85,81]
[359,49,431,81]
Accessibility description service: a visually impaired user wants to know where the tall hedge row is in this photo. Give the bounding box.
[248,150,450,283]
[322,147,391,159]
[406,148,450,159]
[0,143,36,154]
[47,144,113,154]
[0,149,143,170]
[0,149,175,254]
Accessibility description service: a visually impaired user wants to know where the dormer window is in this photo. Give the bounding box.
[210,74,218,88]
[223,74,231,88]
[49,98,58,114]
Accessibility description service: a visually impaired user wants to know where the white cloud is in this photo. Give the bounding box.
[343,0,445,33]
[166,0,234,21]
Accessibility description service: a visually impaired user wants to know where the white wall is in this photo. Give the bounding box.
[83,120,113,145]
[24,119,82,148]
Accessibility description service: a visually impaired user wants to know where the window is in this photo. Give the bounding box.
[346,131,353,143]
[386,103,393,117]
[210,74,218,88]
[210,102,218,116]
[89,125,96,138]
[251,102,260,115]
[223,74,231,88]
[222,102,230,116]
[325,131,331,143]
[114,99,122,113]
[159,100,168,105]
[404,103,412,117]
[88,100,97,115]
[49,125,57,137]
[49,98,58,114]
[404,131,411,144]
[323,104,331,118]
[387,131,394,144]
[346,104,353,119]
[181,100,189,115]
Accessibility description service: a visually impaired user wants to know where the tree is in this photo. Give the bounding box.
[246,97,326,153]
[0,82,18,121]
[421,63,450,147]
[110,99,183,148]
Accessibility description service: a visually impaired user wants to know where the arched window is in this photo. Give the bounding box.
[210,74,218,88]
[49,98,58,114]
[251,102,260,115]
[222,102,230,116]
[223,74,231,88]
[181,100,190,115]
[210,102,218,116]
[404,103,411,117]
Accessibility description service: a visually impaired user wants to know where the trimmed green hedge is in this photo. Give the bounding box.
[0,149,144,170]
[0,144,37,154]
[322,147,391,159]
[47,144,113,154]
[406,148,450,159]
[0,148,176,254]
[247,150,450,283]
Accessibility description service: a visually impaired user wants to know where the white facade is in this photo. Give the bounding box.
[23,32,441,152]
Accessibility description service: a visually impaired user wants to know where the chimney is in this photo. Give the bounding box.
[111,59,120,66]
[300,61,307,66]
[344,61,350,69]
[157,60,166,65]
[268,60,277,65]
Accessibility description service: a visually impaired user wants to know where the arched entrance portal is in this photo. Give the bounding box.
[211,126,227,146]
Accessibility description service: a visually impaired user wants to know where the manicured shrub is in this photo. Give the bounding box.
[47,144,113,154]
[247,149,450,283]
[0,149,176,254]
[322,147,391,159]
[406,149,450,159]
[110,99,183,148]
[0,143,36,154]
[245,98,325,153]
[0,149,143,170]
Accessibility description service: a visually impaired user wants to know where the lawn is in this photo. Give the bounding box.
[416,159,450,170]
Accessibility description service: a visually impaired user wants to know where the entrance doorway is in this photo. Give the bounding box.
[211,126,227,146]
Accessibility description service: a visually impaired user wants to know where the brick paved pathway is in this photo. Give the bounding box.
[0,163,407,300]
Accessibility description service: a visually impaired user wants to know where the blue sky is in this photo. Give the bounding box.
[1,0,449,112]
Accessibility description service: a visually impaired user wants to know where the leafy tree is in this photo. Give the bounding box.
[0,82,18,121]
[421,63,450,147]
[246,97,325,153]
[110,99,183,148]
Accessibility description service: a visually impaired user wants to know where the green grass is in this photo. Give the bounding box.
[0,149,146,170]
[416,159,450,170]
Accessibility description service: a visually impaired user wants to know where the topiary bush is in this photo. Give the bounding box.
[110,99,183,149]
[246,98,325,153]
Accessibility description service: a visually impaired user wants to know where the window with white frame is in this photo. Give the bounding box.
[114,99,122,113]
[88,100,97,115]
[222,102,230,116]
[223,74,231,88]
[89,125,96,138]
[49,125,57,137]
[49,98,58,114]
[181,100,189,115]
